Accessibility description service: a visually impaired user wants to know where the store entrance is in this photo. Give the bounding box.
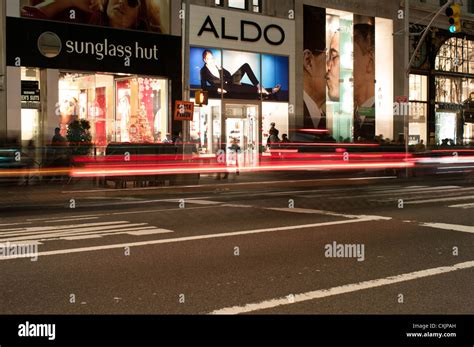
[224,103,260,168]
[435,111,457,145]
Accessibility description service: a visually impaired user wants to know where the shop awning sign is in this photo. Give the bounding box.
[174,101,194,121]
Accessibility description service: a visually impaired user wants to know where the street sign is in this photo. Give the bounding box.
[174,101,194,121]
[396,96,408,103]
[21,80,41,109]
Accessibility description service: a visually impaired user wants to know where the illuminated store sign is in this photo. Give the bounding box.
[198,16,285,46]
[7,17,181,78]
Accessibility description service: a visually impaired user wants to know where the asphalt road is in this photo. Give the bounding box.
[0,174,473,315]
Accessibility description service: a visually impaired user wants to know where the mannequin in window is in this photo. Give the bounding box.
[118,94,131,142]
[59,96,78,137]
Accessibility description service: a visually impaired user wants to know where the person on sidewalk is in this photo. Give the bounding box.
[228,138,241,178]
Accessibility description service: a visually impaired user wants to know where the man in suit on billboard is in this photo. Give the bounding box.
[303,6,327,130]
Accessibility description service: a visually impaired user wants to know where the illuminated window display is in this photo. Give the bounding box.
[58,73,168,148]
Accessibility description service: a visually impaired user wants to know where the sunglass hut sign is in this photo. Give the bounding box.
[64,38,159,63]
[32,30,161,66]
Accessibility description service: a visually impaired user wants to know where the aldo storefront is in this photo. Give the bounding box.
[6,13,181,154]
[188,5,295,166]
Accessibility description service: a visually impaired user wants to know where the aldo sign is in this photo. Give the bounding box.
[190,5,294,54]
[198,16,285,46]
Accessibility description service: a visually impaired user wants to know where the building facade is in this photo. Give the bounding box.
[408,0,474,146]
[6,0,464,154]
[185,0,402,157]
[3,0,180,154]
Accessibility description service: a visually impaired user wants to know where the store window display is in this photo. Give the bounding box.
[59,73,168,147]
[116,77,167,143]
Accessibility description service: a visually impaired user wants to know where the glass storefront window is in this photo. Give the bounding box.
[58,73,168,151]
[435,76,473,105]
[262,102,289,146]
[409,75,428,102]
[225,103,259,167]
[409,75,428,145]
[191,99,222,154]
[435,112,457,145]
[116,77,168,143]
[436,37,473,75]
[464,123,474,145]
[59,72,114,150]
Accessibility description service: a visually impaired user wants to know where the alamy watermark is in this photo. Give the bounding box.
[324,241,365,262]
[0,241,39,261]
[18,321,55,341]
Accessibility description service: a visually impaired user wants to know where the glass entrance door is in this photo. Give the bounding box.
[435,111,457,145]
[224,103,260,168]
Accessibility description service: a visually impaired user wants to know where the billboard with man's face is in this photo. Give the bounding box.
[303,5,376,141]
[20,0,170,34]
[353,16,376,142]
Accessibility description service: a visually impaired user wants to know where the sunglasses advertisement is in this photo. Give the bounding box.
[19,0,169,34]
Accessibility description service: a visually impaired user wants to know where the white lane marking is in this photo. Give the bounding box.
[52,227,170,241]
[449,203,474,209]
[44,217,100,223]
[27,214,106,222]
[0,217,389,260]
[300,187,474,200]
[0,222,149,241]
[210,260,474,314]
[73,196,215,208]
[109,206,222,216]
[371,186,460,194]
[222,204,254,209]
[332,187,474,200]
[127,229,174,236]
[0,221,131,235]
[61,228,172,240]
[264,208,392,220]
[216,185,402,199]
[63,235,102,241]
[405,195,474,205]
[20,206,221,223]
[421,222,474,234]
[0,222,33,227]
[177,200,221,205]
[80,199,180,207]
[1,226,173,243]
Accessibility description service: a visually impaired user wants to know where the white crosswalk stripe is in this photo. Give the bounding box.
[449,202,474,209]
[298,185,467,199]
[0,221,173,243]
